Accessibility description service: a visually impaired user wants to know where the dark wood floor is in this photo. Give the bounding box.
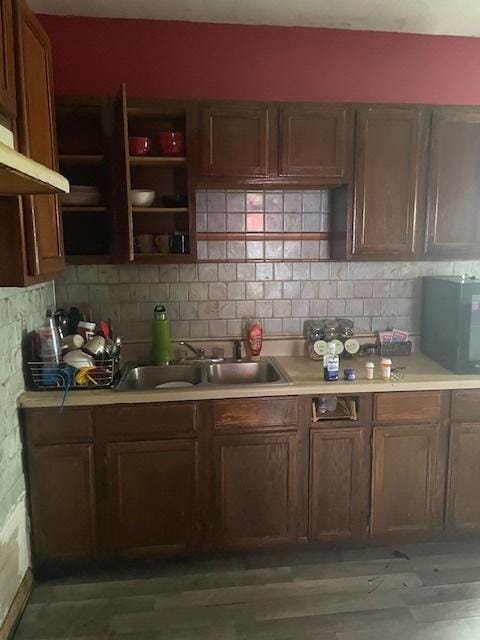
[14,540,480,639]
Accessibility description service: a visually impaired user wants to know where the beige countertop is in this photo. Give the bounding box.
[17,353,480,409]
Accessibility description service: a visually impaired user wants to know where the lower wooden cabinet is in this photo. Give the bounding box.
[213,432,297,548]
[309,426,370,542]
[446,423,480,533]
[27,443,96,565]
[371,424,439,537]
[106,439,199,557]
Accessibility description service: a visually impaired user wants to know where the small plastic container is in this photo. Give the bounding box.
[77,320,96,341]
[365,361,375,380]
[344,368,356,381]
[381,358,393,380]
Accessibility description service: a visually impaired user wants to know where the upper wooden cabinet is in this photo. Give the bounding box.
[278,104,349,179]
[0,0,16,115]
[200,102,277,179]
[198,101,351,185]
[425,107,480,259]
[352,105,427,260]
[0,0,63,286]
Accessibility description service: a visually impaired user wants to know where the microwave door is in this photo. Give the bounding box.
[460,291,480,371]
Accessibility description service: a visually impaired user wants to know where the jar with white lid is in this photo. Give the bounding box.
[365,362,375,380]
[381,358,392,380]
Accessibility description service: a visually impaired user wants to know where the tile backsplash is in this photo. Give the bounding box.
[55,261,480,342]
[196,189,331,261]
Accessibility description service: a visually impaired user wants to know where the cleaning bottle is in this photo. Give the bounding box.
[153,304,171,365]
[323,342,339,381]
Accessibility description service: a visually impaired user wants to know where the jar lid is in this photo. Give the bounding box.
[381,358,392,365]
[366,361,375,368]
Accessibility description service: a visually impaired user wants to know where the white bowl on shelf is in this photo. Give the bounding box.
[62,185,101,207]
[131,189,155,207]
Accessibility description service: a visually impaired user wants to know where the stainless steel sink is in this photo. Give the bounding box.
[116,357,291,391]
[117,364,203,390]
[204,360,287,385]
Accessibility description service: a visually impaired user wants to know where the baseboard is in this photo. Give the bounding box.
[0,569,33,640]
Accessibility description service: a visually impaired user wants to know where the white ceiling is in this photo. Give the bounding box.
[28,0,480,37]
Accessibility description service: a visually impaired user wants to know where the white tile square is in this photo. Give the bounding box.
[265,241,283,260]
[195,190,207,212]
[283,192,302,212]
[227,213,245,232]
[265,192,283,212]
[302,191,321,212]
[255,300,273,317]
[256,263,273,281]
[284,241,301,259]
[237,263,255,281]
[208,282,227,300]
[226,191,246,212]
[206,190,226,212]
[207,213,226,232]
[301,241,320,259]
[227,241,246,260]
[246,241,264,260]
[246,282,264,299]
[198,263,218,281]
[265,213,283,232]
[284,213,302,232]
[207,241,226,260]
[246,191,264,211]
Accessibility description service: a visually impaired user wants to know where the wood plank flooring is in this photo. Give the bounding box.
[13,540,480,639]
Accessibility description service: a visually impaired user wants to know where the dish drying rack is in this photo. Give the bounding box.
[27,355,120,391]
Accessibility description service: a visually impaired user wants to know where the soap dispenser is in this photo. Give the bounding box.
[153,304,171,365]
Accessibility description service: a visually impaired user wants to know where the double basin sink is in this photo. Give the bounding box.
[116,357,291,391]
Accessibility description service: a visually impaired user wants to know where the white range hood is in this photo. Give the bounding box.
[0,124,69,196]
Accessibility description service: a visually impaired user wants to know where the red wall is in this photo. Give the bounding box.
[39,15,480,104]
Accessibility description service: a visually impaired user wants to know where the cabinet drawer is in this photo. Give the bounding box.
[26,408,94,445]
[96,403,198,439]
[214,397,297,430]
[374,392,441,424]
[452,390,480,421]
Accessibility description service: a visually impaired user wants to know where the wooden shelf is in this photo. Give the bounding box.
[129,156,186,167]
[132,207,188,214]
[66,254,111,265]
[134,253,194,264]
[62,206,107,213]
[59,154,105,165]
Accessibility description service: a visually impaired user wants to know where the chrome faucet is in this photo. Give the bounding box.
[178,341,205,359]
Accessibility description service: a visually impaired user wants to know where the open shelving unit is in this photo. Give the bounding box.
[56,96,114,264]
[114,85,197,264]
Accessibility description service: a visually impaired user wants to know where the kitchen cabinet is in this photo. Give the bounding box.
[446,422,480,533]
[24,408,96,567]
[0,0,16,116]
[309,426,370,542]
[107,439,199,557]
[425,107,480,259]
[278,104,350,180]
[370,423,439,538]
[56,95,114,264]
[200,102,277,180]
[213,432,297,548]
[352,105,427,260]
[114,84,197,264]
[198,101,351,186]
[0,0,63,286]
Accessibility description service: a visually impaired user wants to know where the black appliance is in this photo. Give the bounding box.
[421,275,480,373]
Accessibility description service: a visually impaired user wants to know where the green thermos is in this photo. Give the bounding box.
[153,304,171,365]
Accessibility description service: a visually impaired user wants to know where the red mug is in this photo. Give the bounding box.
[129,136,151,156]
[157,131,185,157]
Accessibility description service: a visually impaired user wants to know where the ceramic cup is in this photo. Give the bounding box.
[134,233,155,254]
[154,234,170,254]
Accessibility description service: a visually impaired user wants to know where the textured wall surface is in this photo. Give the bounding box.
[55,260,480,342]
[0,283,54,627]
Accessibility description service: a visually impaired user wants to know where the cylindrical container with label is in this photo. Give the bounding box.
[365,361,375,380]
[381,358,392,380]
[77,321,96,341]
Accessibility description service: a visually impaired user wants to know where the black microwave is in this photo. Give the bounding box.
[421,275,480,373]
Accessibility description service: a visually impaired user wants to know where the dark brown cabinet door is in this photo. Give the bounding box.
[425,107,480,259]
[279,104,349,179]
[446,423,480,533]
[352,106,426,259]
[0,0,15,115]
[15,0,64,278]
[200,102,276,178]
[214,432,297,548]
[309,427,370,542]
[371,424,439,537]
[28,443,96,566]
[107,439,198,557]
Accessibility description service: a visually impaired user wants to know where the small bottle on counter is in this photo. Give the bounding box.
[323,342,339,381]
[344,368,356,381]
[365,361,375,380]
[381,358,392,380]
